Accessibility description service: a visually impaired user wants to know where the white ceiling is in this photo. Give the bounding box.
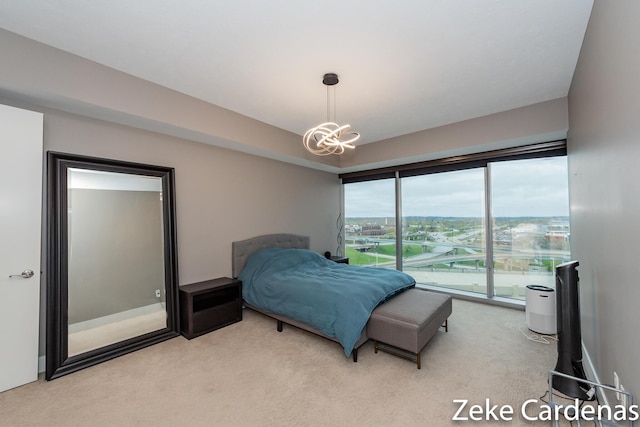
[0,0,593,146]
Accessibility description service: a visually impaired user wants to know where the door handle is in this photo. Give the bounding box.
[9,269,35,279]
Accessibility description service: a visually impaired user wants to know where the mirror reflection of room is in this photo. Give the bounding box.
[66,168,167,356]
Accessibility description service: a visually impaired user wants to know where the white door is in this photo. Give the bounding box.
[0,104,43,392]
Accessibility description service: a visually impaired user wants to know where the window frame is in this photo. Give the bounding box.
[339,140,566,183]
[340,140,568,306]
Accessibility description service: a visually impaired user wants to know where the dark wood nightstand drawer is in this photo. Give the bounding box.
[180,277,242,339]
[191,300,240,332]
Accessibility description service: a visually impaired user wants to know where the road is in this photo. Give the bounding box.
[346,236,567,299]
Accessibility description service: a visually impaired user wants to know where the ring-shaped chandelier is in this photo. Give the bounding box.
[303,73,360,156]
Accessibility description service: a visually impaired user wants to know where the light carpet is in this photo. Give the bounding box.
[0,299,562,426]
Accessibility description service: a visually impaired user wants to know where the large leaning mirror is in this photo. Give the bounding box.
[46,152,179,380]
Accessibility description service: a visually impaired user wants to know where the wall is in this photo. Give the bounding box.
[567,0,639,397]
[339,97,569,172]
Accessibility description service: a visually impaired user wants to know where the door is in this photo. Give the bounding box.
[0,104,43,392]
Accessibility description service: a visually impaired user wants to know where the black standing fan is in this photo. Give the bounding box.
[552,260,595,400]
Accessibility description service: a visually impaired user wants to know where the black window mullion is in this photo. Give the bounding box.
[340,140,566,184]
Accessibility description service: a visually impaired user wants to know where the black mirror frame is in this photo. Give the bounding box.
[45,152,179,380]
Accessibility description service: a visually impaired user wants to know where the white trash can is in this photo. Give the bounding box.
[525,285,557,335]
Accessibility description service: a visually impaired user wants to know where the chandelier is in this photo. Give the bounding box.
[303,73,360,156]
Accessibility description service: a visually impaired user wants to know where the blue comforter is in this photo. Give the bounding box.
[239,248,415,356]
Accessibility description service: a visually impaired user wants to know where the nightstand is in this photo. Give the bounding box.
[330,256,349,264]
[179,277,242,339]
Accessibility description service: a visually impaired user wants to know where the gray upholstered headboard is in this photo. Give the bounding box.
[232,233,310,278]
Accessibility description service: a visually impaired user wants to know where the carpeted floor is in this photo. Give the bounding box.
[0,299,562,426]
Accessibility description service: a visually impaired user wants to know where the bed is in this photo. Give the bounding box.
[232,233,416,361]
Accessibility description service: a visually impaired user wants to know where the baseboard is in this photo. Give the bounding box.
[582,342,607,406]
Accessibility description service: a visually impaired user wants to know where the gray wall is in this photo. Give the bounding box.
[339,97,569,171]
[568,0,639,397]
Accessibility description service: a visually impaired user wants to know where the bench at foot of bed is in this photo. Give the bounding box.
[367,289,452,369]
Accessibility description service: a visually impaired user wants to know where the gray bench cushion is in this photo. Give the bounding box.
[367,289,452,367]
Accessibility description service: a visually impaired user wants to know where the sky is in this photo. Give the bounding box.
[344,156,570,218]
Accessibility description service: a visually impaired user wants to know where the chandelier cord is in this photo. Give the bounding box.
[303,73,360,156]
[333,86,337,123]
[326,84,337,123]
[327,85,330,123]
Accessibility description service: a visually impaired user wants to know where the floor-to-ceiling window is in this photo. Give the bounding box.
[401,168,487,295]
[489,156,570,300]
[341,141,570,303]
[343,179,396,268]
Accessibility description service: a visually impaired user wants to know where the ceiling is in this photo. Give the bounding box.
[0,1,593,147]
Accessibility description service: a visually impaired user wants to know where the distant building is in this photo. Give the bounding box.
[545,221,570,242]
[361,224,385,236]
[345,224,361,233]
